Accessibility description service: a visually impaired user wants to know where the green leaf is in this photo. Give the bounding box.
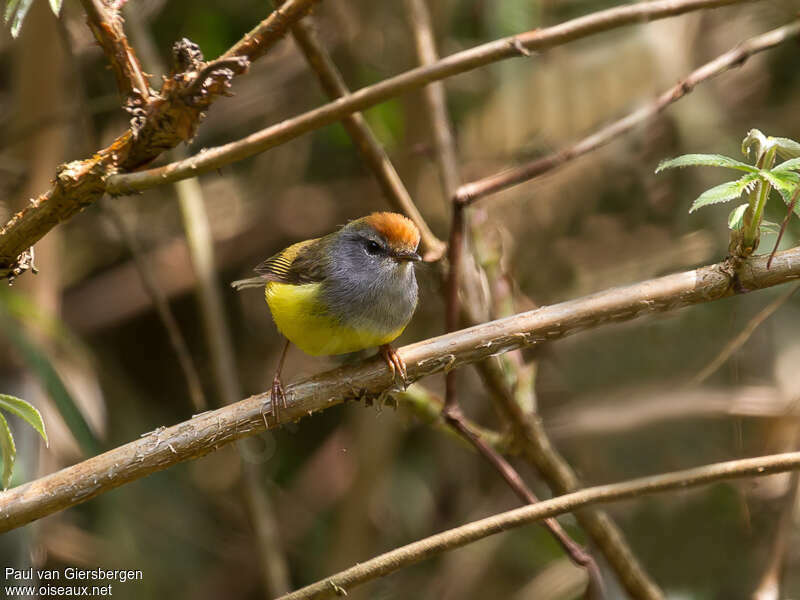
[760,170,800,202]
[773,137,800,160]
[48,0,61,15]
[0,394,47,446]
[728,203,748,230]
[0,307,99,456]
[773,157,800,173]
[0,412,16,490]
[9,0,33,37]
[689,174,759,213]
[656,154,757,174]
[4,0,21,23]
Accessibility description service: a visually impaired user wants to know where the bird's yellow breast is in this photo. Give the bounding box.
[265,282,406,356]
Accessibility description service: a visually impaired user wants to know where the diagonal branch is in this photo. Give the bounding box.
[105,0,760,196]
[455,20,800,205]
[79,0,151,99]
[276,450,800,600]
[3,246,800,532]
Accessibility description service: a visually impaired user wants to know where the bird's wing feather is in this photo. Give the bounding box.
[254,237,326,284]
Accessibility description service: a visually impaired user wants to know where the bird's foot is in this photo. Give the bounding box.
[379,344,408,387]
[264,375,288,427]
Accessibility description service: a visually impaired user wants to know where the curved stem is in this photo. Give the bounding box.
[277,451,800,600]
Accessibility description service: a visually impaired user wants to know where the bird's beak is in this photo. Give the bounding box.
[392,249,422,262]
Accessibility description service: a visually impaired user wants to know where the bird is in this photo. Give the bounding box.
[232,212,421,423]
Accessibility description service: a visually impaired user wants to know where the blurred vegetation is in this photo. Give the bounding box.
[2,0,800,598]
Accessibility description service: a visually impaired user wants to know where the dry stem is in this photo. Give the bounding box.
[277,450,800,600]
[455,20,800,204]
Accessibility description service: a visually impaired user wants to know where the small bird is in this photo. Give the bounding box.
[232,212,421,422]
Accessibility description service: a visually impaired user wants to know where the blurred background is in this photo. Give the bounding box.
[1,0,800,598]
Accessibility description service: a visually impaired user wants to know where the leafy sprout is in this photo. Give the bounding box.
[656,130,800,258]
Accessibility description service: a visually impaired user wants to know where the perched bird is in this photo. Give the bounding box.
[232,212,421,422]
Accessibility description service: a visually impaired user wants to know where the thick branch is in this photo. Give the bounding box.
[79,0,151,99]
[105,0,758,195]
[277,450,800,600]
[2,247,800,531]
[455,20,800,204]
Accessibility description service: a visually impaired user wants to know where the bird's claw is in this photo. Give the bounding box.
[380,344,408,387]
[264,376,287,427]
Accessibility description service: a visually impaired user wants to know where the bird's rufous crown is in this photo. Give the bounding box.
[363,212,420,250]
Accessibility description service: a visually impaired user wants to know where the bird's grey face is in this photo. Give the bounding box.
[334,227,420,279]
[322,225,420,331]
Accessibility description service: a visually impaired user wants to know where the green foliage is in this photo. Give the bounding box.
[4,0,61,38]
[688,175,759,213]
[655,154,757,174]
[0,295,100,456]
[656,131,800,256]
[0,394,47,489]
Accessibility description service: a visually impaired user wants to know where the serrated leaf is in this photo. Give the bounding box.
[689,174,759,212]
[773,157,800,173]
[5,0,20,23]
[656,154,757,174]
[728,203,748,230]
[773,137,800,160]
[0,412,16,490]
[0,394,47,446]
[9,0,33,37]
[48,0,61,15]
[760,169,800,196]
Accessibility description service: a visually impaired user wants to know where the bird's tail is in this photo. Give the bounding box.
[231,277,265,291]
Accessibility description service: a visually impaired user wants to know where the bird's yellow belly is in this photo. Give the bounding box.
[265,282,405,356]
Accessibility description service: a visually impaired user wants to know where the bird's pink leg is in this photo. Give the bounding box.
[379,344,408,384]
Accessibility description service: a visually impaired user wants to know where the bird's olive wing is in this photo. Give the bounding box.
[254,237,327,284]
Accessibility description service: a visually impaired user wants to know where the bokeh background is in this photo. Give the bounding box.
[2,0,800,598]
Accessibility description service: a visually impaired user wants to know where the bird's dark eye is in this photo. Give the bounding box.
[365,240,382,255]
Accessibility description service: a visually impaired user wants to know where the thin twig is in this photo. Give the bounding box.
[275,450,800,600]
[287,12,444,258]
[691,282,800,386]
[103,202,207,412]
[3,247,800,531]
[407,0,604,592]
[472,351,663,599]
[767,187,800,269]
[79,0,151,99]
[105,0,760,196]
[455,20,800,205]
[404,0,460,200]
